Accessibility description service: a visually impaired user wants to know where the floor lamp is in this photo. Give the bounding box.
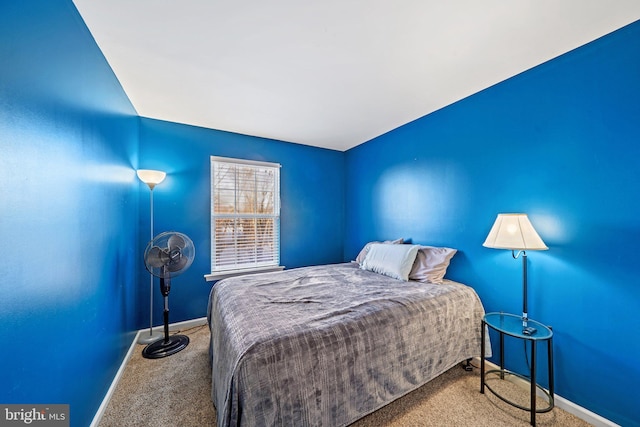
[137,169,167,344]
[483,213,548,335]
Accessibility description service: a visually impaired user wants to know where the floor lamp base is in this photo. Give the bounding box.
[137,329,164,344]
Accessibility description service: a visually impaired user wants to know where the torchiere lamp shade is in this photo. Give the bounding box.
[137,169,166,190]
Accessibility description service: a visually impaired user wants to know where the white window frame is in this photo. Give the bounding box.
[205,156,283,281]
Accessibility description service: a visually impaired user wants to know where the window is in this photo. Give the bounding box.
[208,156,281,279]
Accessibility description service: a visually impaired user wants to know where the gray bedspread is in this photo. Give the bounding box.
[207,262,487,427]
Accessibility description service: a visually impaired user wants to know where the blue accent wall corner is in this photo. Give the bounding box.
[137,118,345,325]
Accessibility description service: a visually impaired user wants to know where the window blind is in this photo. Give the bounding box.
[210,156,280,273]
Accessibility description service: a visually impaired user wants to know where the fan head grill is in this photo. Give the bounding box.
[144,231,195,278]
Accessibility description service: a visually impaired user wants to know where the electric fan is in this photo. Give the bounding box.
[142,231,195,359]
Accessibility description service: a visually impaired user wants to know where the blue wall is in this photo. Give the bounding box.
[138,118,345,325]
[0,2,139,427]
[345,21,640,426]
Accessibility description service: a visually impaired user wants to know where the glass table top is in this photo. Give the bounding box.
[484,312,553,340]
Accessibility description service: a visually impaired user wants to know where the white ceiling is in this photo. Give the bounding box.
[72,1,640,152]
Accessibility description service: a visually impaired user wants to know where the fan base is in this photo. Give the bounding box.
[137,329,164,345]
[142,334,189,359]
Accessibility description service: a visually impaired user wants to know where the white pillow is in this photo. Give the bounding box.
[355,238,403,264]
[360,243,420,281]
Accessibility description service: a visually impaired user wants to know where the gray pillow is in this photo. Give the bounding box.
[408,246,457,284]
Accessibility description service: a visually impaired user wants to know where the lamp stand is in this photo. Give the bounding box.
[138,186,163,344]
[515,250,537,336]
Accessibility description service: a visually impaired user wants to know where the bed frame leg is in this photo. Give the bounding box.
[462,358,473,372]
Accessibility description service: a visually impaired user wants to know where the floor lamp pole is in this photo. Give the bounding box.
[522,251,528,322]
[138,184,163,344]
[520,251,537,335]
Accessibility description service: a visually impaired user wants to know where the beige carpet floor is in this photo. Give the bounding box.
[98,324,592,427]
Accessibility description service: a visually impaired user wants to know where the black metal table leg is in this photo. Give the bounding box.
[481,319,486,393]
[548,335,554,408]
[499,327,505,379]
[530,340,536,426]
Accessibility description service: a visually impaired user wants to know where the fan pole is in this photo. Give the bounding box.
[142,270,190,359]
[163,296,170,343]
[162,275,170,343]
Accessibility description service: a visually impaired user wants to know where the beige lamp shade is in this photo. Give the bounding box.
[483,213,548,250]
[137,169,166,190]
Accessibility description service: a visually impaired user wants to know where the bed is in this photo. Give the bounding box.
[207,245,487,427]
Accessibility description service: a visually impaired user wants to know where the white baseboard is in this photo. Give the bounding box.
[89,317,208,427]
[165,316,208,332]
[89,330,140,427]
[478,358,620,427]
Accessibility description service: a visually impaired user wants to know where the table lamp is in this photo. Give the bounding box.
[483,213,548,335]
